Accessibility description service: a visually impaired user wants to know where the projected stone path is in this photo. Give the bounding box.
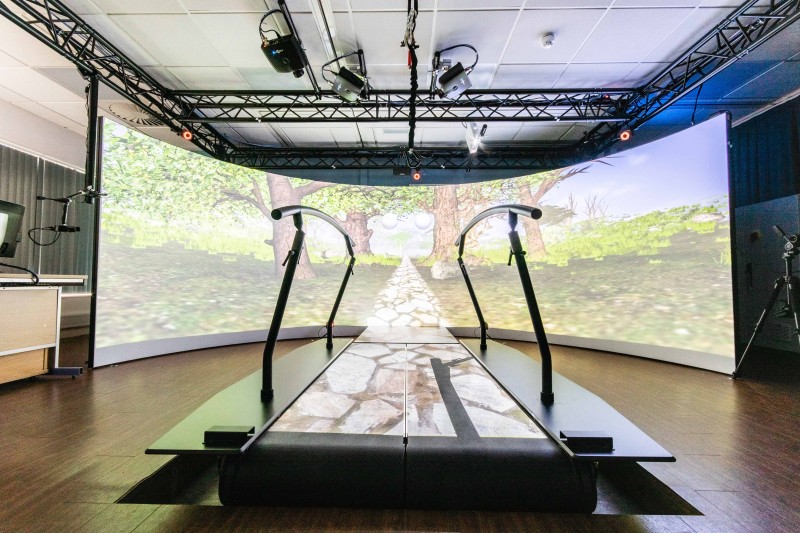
[367,257,447,327]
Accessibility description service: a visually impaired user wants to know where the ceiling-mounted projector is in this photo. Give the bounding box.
[332,67,366,102]
[322,49,369,102]
[260,9,305,78]
[437,62,472,99]
[431,44,478,99]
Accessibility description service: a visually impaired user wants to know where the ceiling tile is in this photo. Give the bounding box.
[13,100,86,131]
[0,18,74,67]
[107,14,227,66]
[439,0,524,8]
[0,50,23,67]
[238,66,313,90]
[614,0,701,6]
[513,123,572,141]
[34,67,120,100]
[38,102,92,125]
[275,125,337,145]
[166,67,250,90]
[419,124,466,144]
[490,64,565,88]
[0,67,84,102]
[60,0,104,15]
[331,126,363,145]
[724,60,800,101]
[621,62,669,86]
[80,14,161,67]
[573,8,694,63]
[349,0,435,11]
[524,0,613,7]
[90,0,185,14]
[643,7,727,63]
[181,0,265,12]
[190,13,268,68]
[350,11,434,65]
[555,63,637,87]
[432,10,519,64]
[502,9,606,64]
[232,124,281,146]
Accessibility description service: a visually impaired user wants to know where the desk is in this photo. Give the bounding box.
[0,275,86,384]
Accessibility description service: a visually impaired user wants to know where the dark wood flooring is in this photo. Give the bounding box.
[0,338,797,532]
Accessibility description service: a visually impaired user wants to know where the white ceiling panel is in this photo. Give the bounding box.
[439,0,524,8]
[232,124,281,146]
[350,11,434,65]
[418,124,466,144]
[523,0,613,7]
[490,64,565,88]
[275,125,337,145]
[60,0,104,15]
[181,0,265,13]
[237,66,313,90]
[80,14,161,67]
[167,67,250,90]
[573,8,694,63]
[621,62,669,86]
[38,102,92,125]
[559,123,594,141]
[191,13,272,68]
[513,123,572,141]
[502,9,606,64]
[0,50,23,67]
[35,67,120,100]
[143,66,188,90]
[91,0,185,14]
[0,67,84,102]
[555,62,637,87]
[614,0,701,6]
[0,18,73,67]
[431,10,519,64]
[643,7,725,63]
[13,100,85,133]
[361,64,431,91]
[107,14,227,66]
[330,126,363,145]
[350,0,435,11]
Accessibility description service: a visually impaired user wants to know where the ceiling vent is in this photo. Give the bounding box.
[107,102,164,127]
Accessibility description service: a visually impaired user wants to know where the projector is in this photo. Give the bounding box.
[437,62,472,99]
[332,67,366,102]
[261,34,305,78]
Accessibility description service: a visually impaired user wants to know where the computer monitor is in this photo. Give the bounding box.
[0,199,25,258]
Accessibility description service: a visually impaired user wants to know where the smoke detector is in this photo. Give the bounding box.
[541,32,556,49]
[107,102,164,126]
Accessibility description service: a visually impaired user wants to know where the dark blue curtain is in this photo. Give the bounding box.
[731,95,800,207]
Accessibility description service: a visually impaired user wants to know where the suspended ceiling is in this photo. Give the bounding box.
[0,0,798,165]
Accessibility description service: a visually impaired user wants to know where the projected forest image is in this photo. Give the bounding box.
[96,116,733,358]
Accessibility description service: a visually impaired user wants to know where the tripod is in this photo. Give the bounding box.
[733,225,800,378]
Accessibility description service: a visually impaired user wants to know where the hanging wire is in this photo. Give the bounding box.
[405,0,419,154]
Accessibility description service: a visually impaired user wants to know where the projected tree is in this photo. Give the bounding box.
[516,166,591,260]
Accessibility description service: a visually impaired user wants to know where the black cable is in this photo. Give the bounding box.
[437,44,479,71]
[406,0,419,153]
[0,262,39,284]
[28,227,61,247]
[690,83,703,125]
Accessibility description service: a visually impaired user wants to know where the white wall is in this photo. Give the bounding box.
[0,100,86,171]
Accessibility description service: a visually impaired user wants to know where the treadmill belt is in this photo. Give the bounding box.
[219,328,596,511]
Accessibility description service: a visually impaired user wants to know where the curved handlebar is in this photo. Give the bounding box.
[272,205,355,257]
[455,204,542,257]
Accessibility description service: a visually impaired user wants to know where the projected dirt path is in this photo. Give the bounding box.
[367,257,447,327]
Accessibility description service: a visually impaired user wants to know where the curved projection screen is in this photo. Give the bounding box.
[96,115,732,370]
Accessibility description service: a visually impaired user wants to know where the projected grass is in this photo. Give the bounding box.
[97,117,733,358]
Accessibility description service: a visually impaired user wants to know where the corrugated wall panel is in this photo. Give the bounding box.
[0,144,90,292]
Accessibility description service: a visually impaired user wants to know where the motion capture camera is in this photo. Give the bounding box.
[773,225,800,253]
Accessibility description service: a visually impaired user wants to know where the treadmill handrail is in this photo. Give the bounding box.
[272,205,356,257]
[455,204,542,257]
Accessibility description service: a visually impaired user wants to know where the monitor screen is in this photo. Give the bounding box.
[0,199,25,259]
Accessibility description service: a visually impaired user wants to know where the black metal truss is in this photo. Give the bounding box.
[173,89,633,124]
[586,0,800,151]
[1,0,798,171]
[0,0,231,157]
[221,145,586,172]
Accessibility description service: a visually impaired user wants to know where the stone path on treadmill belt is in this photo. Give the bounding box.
[367,257,448,327]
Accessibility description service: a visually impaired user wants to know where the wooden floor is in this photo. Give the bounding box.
[0,338,798,532]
